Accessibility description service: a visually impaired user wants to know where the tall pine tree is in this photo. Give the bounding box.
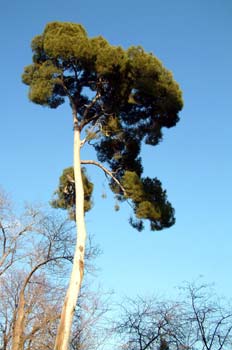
[22,21,183,350]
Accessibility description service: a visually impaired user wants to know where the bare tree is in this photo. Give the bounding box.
[0,189,41,276]
[0,270,63,350]
[114,283,232,350]
[0,257,110,350]
[179,281,232,350]
[0,192,110,350]
[0,273,18,350]
[114,296,182,350]
[10,213,74,350]
[70,285,111,350]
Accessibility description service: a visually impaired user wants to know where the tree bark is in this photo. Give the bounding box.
[54,126,87,350]
[12,290,26,350]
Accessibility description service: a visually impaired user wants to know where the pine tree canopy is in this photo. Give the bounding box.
[22,21,183,231]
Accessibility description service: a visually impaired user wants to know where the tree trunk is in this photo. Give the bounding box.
[12,290,26,350]
[54,127,87,350]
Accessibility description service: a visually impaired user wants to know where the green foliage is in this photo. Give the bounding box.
[51,167,93,220]
[23,21,183,231]
[120,171,175,231]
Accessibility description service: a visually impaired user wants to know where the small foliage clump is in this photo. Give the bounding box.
[51,167,93,220]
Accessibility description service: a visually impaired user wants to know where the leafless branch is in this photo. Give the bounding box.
[81,159,126,195]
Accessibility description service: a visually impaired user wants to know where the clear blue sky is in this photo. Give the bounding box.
[0,0,232,299]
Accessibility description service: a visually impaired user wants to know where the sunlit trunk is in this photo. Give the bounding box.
[12,290,26,350]
[54,126,87,350]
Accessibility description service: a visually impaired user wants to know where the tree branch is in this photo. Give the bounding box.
[81,160,126,195]
[80,92,102,130]
[0,224,35,275]
[21,255,72,295]
[0,221,7,255]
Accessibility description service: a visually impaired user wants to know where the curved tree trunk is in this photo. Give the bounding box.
[12,290,26,350]
[11,259,59,350]
[54,126,87,350]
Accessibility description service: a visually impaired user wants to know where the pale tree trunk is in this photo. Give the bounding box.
[12,290,26,350]
[54,126,87,350]
[11,261,54,350]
